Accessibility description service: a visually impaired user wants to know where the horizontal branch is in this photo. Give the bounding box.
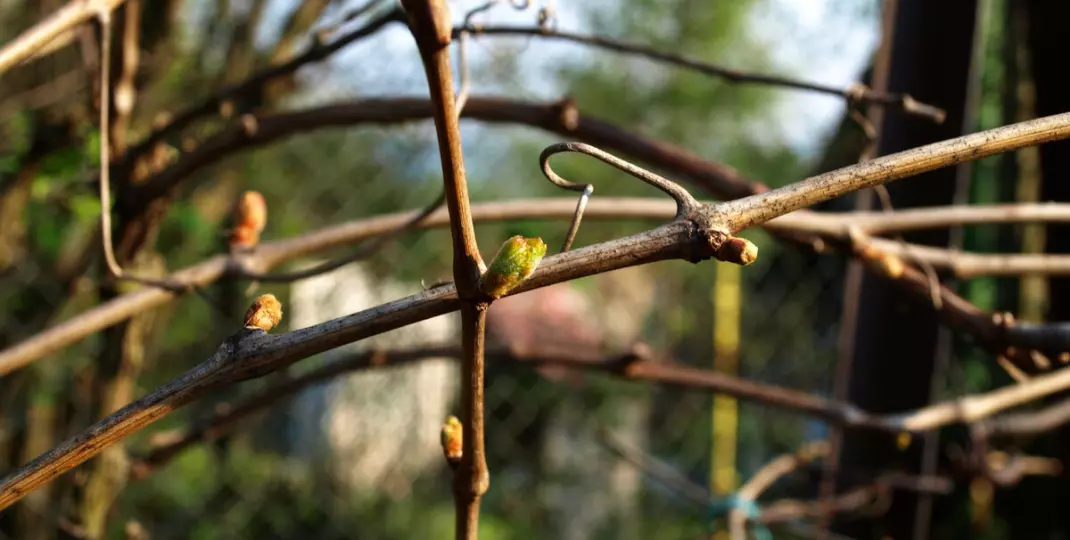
[10,248,1070,509]
[9,195,1070,377]
[772,202,1070,236]
[865,238,1070,278]
[118,96,758,215]
[6,100,1070,509]
[713,112,1070,233]
[981,396,1070,438]
[0,0,126,75]
[114,7,405,183]
[133,345,460,478]
[757,473,954,526]
[0,197,680,376]
[459,25,945,122]
[0,221,706,509]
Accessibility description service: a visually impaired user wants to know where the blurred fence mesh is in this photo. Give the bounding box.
[0,1,860,538]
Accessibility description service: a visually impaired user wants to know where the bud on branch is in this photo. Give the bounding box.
[229,191,267,251]
[243,294,283,332]
[441,415,463,468]
[478,236,548,299]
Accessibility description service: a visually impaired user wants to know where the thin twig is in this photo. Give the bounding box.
[7,195,1070,378]
[315,0,386,39]
[862,238,1070,278]
[767,202,1070,236]
[456,25,946,123]
[114,7,405,184]
[731,442,830,540]
[240,190,445,282]
[980,395,1070,437]
[0,0,127,75]
[94,6,199,296]
[99,7,120,278]
[596,427,712,507]
[0,104,1067,410]
[0,69,86,122]
[11,235,1070,510]
[758,474,954,525]
[713,111,1070,233]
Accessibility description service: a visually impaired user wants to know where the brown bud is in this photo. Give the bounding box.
[441,415,463,467]
[555,96,579,131]
[244,293,283,332]
[714,236,758,266]
[230,191,267,250]
[240,114,259,136]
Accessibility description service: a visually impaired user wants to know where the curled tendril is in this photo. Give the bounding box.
[539,142,700,252]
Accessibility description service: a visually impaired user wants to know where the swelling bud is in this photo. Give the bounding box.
[479,236,548,299]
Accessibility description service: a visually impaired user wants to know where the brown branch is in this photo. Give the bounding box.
[119,97,756,212]
[731,442,829,539]
[0,0,127,75]
[767,202,1070,236]
[599,425,948,532]
[402,2,489,538]
[5,110,1070,510]
[713,111,1070,233]
[10,233,1070,510]
[6,195,1070,378]
[0,197,676,376]
[111,0,140,153]
[981,395,1070,438]
[596,427,712,507]
[757,474,954,526]
[0,69,86,122]
[241,190,446,282]
[861,238,1070,278]
[132,345,460,479]
[0,219,708,511]
[457,25,946,123]
[113,7,405,185]
[269,0,331,65]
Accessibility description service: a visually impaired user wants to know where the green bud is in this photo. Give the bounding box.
[479,236,548,299]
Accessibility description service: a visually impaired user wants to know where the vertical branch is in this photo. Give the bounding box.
[400,2,488,539]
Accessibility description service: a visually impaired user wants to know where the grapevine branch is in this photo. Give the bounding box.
[401,1,490,538]
[106,2,944,190]
[5,196,1070,377]
[455,24,945,123]
[96,95,1070,371]
[0,0,127,75]
[5,114,1070,508]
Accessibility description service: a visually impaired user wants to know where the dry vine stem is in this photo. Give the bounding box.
[11,198,1070,377]
[0,0,128,75]
[400,1,489,538]
[456,24,945,123]
[109,3,942,194]
[4,112,1070,511]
